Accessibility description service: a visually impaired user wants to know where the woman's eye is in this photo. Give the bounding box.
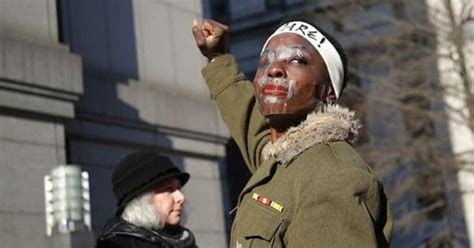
[289,58,307,65]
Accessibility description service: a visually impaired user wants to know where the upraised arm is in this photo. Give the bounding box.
[192,20,270,172]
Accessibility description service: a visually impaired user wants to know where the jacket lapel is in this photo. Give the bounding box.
[236,158,278,209]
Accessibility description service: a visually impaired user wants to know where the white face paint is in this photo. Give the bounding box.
[260,45,311,68]
[256,45,312,105]
[264,95,280,104]
[257,76,296,104]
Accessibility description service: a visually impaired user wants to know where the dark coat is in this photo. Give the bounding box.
[96,217,197,248]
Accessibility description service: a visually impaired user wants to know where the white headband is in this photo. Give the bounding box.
[261,21,344,99]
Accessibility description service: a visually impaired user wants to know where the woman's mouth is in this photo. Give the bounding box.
[262,84,288,97]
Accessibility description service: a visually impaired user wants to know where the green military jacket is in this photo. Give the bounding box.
[202,54,393,248]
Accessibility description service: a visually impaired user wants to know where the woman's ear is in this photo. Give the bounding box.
[325,85,337,104]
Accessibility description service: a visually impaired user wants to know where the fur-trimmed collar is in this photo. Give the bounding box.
[261,105,361,167]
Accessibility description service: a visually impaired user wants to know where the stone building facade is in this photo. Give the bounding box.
[0,0,229,247]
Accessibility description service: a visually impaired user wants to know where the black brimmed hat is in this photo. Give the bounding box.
[112,150,190,214]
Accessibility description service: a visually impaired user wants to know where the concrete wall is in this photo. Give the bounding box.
[0,117,67,248]
[0,0,58,44]
[0,1,83,247]
[127,2,230,244]
[60,0,229,247]
[0,0,230,247]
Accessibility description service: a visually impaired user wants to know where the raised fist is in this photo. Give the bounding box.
[192,19,229,60]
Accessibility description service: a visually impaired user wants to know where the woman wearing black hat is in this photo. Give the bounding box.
[96,150,197,248]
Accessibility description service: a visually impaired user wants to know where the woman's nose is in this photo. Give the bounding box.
[174,189,186,204]
[267,61,286,78]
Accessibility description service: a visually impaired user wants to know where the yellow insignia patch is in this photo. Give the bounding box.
[252,192,284,212]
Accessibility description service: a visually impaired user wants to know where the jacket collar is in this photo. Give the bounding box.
[261,105,360,167]
[98,217,196,247]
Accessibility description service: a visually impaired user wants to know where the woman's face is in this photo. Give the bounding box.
[151,177,185,226]
[253,33,331,118]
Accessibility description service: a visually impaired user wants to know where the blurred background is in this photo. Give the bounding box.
[0,0,473,247]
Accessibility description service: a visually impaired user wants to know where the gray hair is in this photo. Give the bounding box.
[121,192,165,229]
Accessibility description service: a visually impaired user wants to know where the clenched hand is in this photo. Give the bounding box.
[192,19,229,60]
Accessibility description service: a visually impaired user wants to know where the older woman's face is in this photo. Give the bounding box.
[253,33,330,118]
[151,177,185,226]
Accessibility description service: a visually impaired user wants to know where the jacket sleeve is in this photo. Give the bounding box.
[202,54,270,173]
[286,167,391,247]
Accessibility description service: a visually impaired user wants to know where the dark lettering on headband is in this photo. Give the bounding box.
[307,30,319,41]
[276,23,325,45]
[288,23,297,31]
[295,24,308,36]
[318,37,326,47]
[278,22,295,32]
